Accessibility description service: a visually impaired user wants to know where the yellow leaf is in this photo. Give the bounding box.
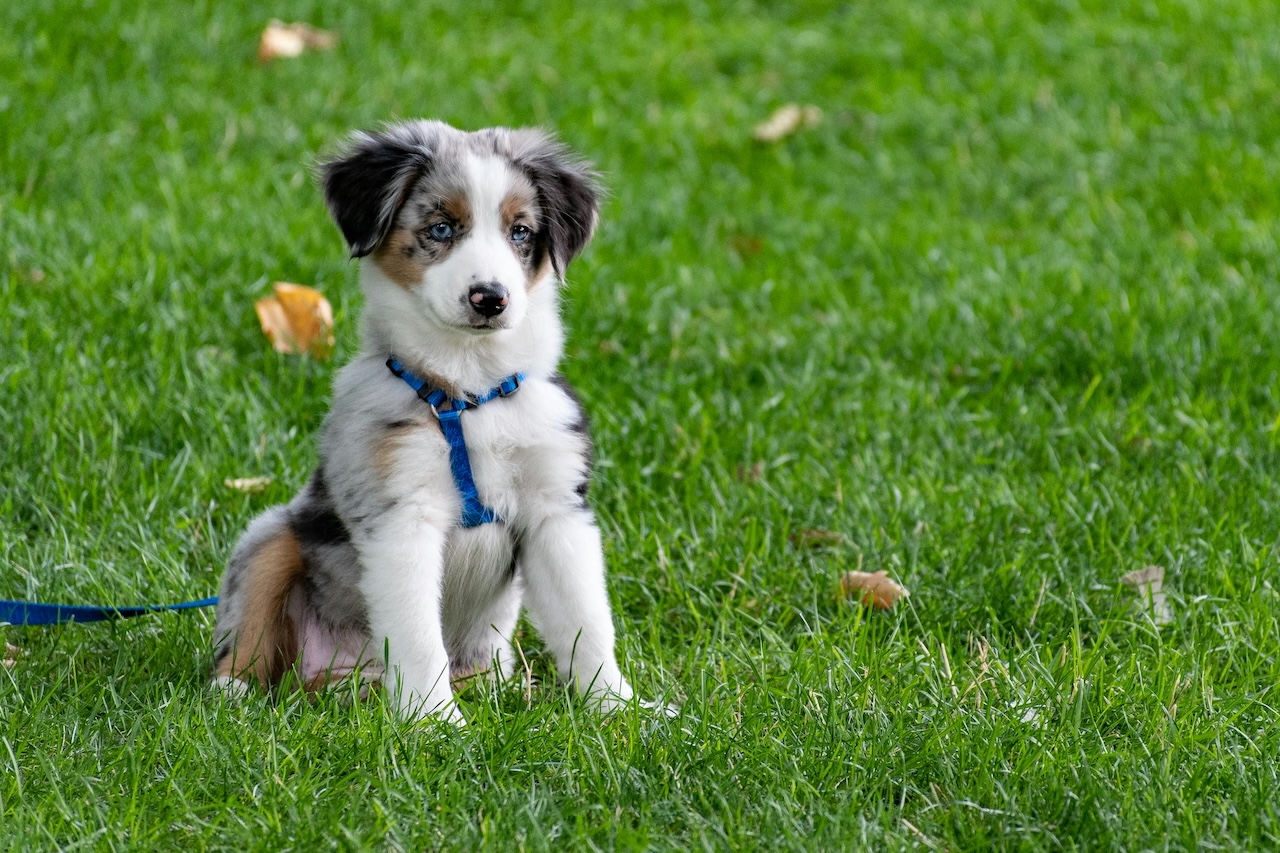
[753,104,823,142]
[224,476,274,494]
[840,570,909,609]
[258,21,339,62]
[255,282,335,359]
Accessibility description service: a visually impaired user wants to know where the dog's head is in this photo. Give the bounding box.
[321,121,600,333]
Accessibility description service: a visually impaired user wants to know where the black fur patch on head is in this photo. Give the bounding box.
[505,130,602,278]
[321,125,440,258]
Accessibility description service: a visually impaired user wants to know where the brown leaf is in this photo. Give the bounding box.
[258,21,339,62]
[224,476,274,494]
[730,235,764,257]
[752,104,823,142]
[1120,565,1164,590]
[1121,565,1173,626]
[840,570,910,609]
[734,462,763,483]
[790,528,846,549]
[255,282,335,359]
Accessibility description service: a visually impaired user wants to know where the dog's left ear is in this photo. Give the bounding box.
[508,130,602,278]
[320,126,434,258]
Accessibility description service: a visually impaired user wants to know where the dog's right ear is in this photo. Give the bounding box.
[320,129,432,258]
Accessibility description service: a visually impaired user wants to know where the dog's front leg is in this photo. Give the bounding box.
[356,514,461,724]
[520,510,636,711]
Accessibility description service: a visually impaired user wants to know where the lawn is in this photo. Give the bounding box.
[4,0,1280,848]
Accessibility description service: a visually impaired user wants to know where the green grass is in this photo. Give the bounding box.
[4,0,1280,848]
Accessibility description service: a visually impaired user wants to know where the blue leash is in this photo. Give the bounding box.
[0,596,219,627]
[386,356,524,528]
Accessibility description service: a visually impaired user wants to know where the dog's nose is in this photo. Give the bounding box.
[468,283,509,318]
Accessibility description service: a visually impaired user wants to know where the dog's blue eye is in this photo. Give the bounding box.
[510,224,532,243]
[429,222,453,241]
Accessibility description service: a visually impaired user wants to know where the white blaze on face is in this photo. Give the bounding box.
[420,152,528,331]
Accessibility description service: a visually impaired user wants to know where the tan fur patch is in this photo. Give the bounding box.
[215,528,305,688]
[500,185,537,230]
[438,191,472,231]
[529,253,555,292]
[373,228,427,289]
[372,421,422,479]
[500,181,543,290]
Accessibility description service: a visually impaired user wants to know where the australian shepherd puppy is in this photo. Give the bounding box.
[210,121,659,723]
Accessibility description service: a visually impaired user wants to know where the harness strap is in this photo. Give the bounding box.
[386,357,524,528]
[0,596,219,626]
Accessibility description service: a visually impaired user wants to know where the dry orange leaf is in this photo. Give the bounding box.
[753,104,823,142]
[224,476,274,494]
[840,570,910,610]
[255,282,334,359]
[258,20,339,62]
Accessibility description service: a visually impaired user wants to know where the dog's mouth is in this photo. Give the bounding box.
[463,319,505,333]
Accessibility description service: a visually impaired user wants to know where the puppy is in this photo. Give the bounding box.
[211,121,655,723]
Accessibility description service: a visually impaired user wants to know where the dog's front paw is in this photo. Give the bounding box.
[210,675,252,699]
[583,681,677,717]
[388,677,466,726]
[637,697,680,718]
[590,693,679,718]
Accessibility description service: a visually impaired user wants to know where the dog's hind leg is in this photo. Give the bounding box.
[211,506,306,694]
[442,527,521,689]
[448,577,522,690]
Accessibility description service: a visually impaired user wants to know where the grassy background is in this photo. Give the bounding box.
[4,0,1280,848]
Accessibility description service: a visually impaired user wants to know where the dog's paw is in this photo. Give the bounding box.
[210,676,251,699]
[638,697,680,718]
[586,688,677,718]
[405,700,467,728]
[391,682,467,726]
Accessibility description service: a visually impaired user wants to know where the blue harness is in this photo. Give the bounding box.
[386,357,524,528]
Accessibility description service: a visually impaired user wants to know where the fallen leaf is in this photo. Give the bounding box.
[840,570,909,609]
[258,21,339,62]
[255,282,335,359]
[752,104,823,142]
[730,234,764,257]
[1121,565,1174,626]
[1120,565,1163,589]
[225,476,274,493]
[790,528,847,549]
